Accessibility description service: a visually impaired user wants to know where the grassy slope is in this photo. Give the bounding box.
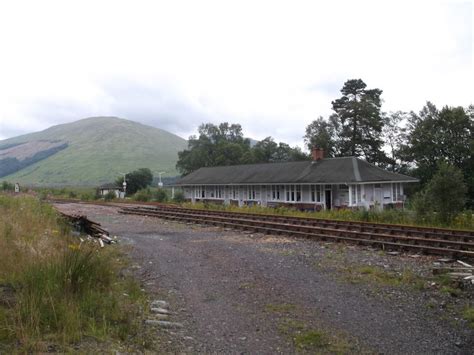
[0,117,187,186]
[0,194,149,352]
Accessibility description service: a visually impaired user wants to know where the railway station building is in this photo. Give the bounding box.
[175,149,418,210]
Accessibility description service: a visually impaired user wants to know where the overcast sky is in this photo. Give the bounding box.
[0,0,472,148]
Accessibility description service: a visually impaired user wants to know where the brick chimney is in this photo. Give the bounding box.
[311,147,324,161]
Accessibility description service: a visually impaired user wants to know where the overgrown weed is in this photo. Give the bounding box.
[183,202,474,230]
[0,194,147,352]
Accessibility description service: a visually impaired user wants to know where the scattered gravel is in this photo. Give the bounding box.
[54,202,474,354]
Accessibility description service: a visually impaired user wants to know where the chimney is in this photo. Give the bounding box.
[311,147,324,161]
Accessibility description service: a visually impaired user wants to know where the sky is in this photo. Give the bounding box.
[0,0,472,148]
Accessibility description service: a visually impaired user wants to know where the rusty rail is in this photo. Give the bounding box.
[119,206,474,258]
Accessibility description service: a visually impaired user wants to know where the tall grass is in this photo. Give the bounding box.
[0,194,145,352]
[183,201,474,230]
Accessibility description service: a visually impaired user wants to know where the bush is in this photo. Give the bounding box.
[104,191,116,201]
[173,191,185,203]
[413,163,467,224]
[1,181,14,191]
[134,189,152,202]
[153,189,168,203]
[412,190,432,221]
[424,163,467,223]
[80,193,94,201]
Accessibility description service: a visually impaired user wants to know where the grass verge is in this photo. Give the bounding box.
[278,318,355,354]
[0,194,148,352]
[183,202,474,231]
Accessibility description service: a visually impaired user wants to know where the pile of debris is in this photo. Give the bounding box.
[59,212,116,247]
[433,259,474,285]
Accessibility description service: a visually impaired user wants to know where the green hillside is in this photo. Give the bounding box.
[0,117,188,186]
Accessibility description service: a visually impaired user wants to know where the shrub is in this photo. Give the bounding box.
[1,181,14,191]
[134,189,151,202]
[412,163,467,224]
[153,189,168,203]
[80,193,93,201]
[173,191,185,203]
[104,191,116,201]
[423,163,467,223]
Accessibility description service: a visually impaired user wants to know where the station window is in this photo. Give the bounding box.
[248,186,256,200]
[272,185,282,200]
[392,183,400,201]
[311,185,322,202]
[295,185,301,202]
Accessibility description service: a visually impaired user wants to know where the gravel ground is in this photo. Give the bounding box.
[55,202,474,354]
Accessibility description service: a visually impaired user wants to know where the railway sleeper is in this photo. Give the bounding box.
[119,209,474,258]
[123,206,474,241]
[120,209,474,252]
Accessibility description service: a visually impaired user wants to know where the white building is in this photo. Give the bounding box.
[175,149,418,210]
[98,183,125,199]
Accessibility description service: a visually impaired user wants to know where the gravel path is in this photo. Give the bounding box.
[55,202,474,354]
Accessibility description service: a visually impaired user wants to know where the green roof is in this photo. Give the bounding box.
[175,157,418,185]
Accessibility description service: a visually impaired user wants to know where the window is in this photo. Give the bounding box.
[392,183,401,201]
[271,185,282,200]
[311,185,324,202]
[350,185,362,205]
[216,186,223,199]
[286,185,299,202]
[232,186,238,200]
[296,185,301,202]
[247,186,256,200]
[195,186,205,198]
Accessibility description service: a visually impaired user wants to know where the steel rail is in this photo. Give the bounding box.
[119,207,474,258]
[124,205,474,242]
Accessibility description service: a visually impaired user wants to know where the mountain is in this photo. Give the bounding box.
[0,117,188,186]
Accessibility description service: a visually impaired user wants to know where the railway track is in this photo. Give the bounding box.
[119,205,474,258]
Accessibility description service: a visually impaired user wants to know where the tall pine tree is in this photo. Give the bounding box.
[331,79,386,163]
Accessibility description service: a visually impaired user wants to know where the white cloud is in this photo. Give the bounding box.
[0,0,472,146]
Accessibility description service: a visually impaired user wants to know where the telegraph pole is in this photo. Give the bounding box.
[119,172,127,197]
[157,171,166,188]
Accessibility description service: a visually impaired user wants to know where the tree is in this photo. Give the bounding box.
[176,123,251,175]
[116,168,153,195]
[401,103,473,205]
[382,111,410,171]
[272,142,308,162]
[250,137,308,163]
[176,123,307,175]
[303,116,337,157]
[331,79,386,163]
[414,163,467,223]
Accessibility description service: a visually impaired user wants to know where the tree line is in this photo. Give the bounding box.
[176,123,307,175]
[175,78,473,211]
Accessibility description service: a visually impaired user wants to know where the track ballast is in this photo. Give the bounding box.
[118,205,474,258]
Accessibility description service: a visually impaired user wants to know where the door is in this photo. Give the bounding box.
[325,190,332,210]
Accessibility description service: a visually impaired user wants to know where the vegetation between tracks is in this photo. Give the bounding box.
[0,194,148,352]
[183,202,474,231]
